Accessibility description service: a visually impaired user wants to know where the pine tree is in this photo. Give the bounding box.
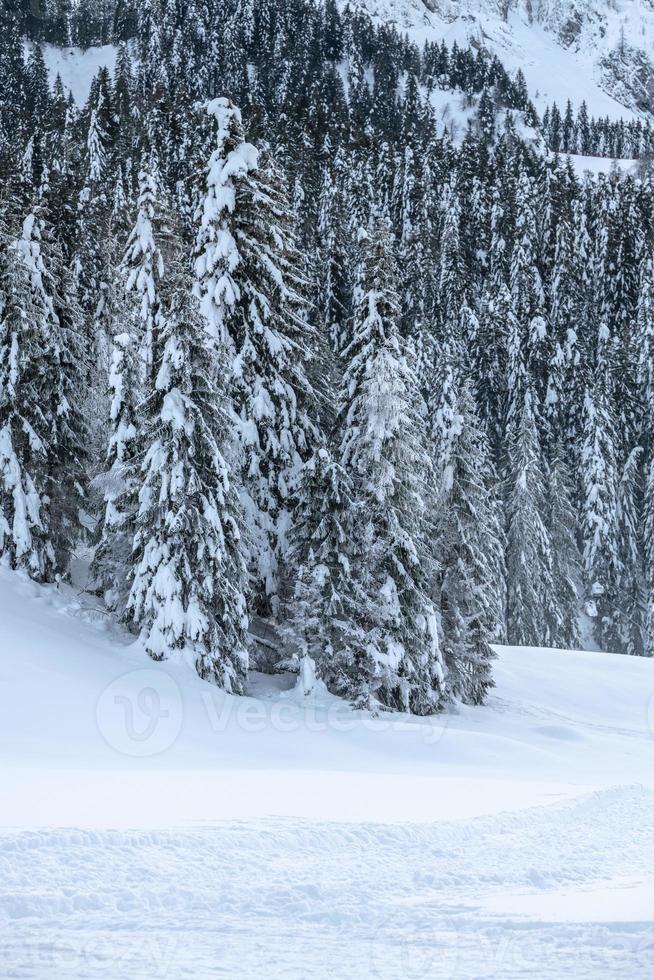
[473,283,510,460]
[91,325,140,610]
[315,149,350,352]
[437,380,505,704]
[581,378,622,651]
[505,386,555,647]
[547,445,581,649]
[121,162,166,378]
[0,6,26,172]
[637,255,654,451]
[438,179,466,335]
[509,172,548,401]
[42,199,90,575]
[193,98,318,619]
[126,241,249,689]
[73,79,114,377]
[25,44,52,130]
[0,208,61,581]
[616,446,645,656]
[283,445,357,669]
[324,219,446,714]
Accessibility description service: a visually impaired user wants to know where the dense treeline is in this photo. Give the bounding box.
[1,0,654,721]
[18,0,134,47]
[544,99,654,161]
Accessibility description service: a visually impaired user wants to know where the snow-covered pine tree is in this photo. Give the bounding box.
[615,446,645,657]
[547,444,582,649]
[282,444,357,670]
[509,172,548,401]
[437,379,505,704]
[91,326,140,610]
[429,329,460,478]
[324,218,446,714]
[438,178,466,336]
[193,97,318,620]
[0,6,26,174]
[3,165,90,581]
[92,161,169,608]
[121,162,166,378]
[580,376,622,652]
[472,282,511,462]
[315,147,350,353]
[24,44,51,132]
[545,217,580,455]
[505,385,555,647]
[41,192,91,575]
[637,254,654,452]
[73,78,114,379]
[0,202,67,581]
[126,237,249,689]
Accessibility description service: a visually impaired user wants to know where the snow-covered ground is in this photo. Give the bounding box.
[36,43,117,105]
[1,567,654,978]
[565,151,642,177]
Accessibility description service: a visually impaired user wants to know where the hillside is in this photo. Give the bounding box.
[349,0,654,119]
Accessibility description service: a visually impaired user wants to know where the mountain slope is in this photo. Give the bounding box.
[348,0,654,119]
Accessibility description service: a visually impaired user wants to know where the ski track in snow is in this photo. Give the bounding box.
[1,787,653,978]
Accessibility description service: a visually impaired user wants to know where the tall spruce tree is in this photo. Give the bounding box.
[547,445,582,649]
[581,376,622,652]
[92,325,140,610]
[323,219,446,714]
[0,202,75,581]
[126,239,249,688]
[505,386,555,647]
[121,162,166,378]
[283,444,357,670]
[437,380,505,704]
[193,98,318,620]
[615,446,645,657]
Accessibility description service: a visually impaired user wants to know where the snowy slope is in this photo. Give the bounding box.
[1,568,654,977]
[32,3,654,122]
[348,0,652,120]
[37,42,116,105]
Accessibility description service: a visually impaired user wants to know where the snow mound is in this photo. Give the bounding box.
[1,565,653,819]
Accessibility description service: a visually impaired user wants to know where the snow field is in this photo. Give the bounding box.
[1,788,653,978]
[1,569,654,976]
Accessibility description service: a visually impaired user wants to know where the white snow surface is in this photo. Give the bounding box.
[35,43,117,105]
[1,566,654,978]
[565,151,642,176]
